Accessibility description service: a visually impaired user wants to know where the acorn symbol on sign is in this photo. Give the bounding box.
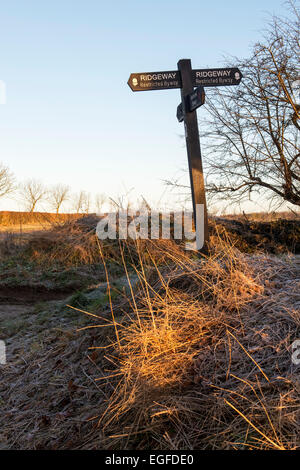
[132,78,138,86]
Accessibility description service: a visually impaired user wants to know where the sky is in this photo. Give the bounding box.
[0,0,294,213]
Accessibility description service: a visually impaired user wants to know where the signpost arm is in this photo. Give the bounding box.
[177,59,209,248]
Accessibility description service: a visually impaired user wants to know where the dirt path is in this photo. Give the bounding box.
[0,304,32,319]
[0,254,299,449]
[0,288,106,449]
[0,286,77,305]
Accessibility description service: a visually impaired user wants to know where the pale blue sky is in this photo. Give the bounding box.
[0,0,292,212]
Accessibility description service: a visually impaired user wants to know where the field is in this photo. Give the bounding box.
[0,212,299,450]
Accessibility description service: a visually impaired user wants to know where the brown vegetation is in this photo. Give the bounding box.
[0,225,299,449]
[214,216,300,254]
[0,211,78,227]
[92,237,300,450]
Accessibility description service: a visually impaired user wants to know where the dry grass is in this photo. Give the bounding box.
[223,211,300,222]
[2,211,298,269]
[0,214,98,265]
[0,315,108,450]
[89,235,300,450]
[0,211,77,227]
[3,216,103,267]
[0,222,299,450]
[5,215,190,267]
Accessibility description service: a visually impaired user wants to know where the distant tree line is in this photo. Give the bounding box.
[0,165,108,214]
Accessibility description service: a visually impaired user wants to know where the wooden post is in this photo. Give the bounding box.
[177,58,209,249]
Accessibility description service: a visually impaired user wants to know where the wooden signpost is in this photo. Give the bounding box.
[128,59,243,250]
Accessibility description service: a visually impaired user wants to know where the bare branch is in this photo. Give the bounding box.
[0,163,15,198]
[197,3,300,207]
[19,179,47,212]
[48,184,70,214]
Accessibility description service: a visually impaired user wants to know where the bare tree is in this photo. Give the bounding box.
[19,179,48,212]
[48,184,70,214]
[72,191,91,214]
[0,163,15,198]
[95,193,107,214]
[199,2,300,208]
[139,195,152,212]
[109,188,134,211]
